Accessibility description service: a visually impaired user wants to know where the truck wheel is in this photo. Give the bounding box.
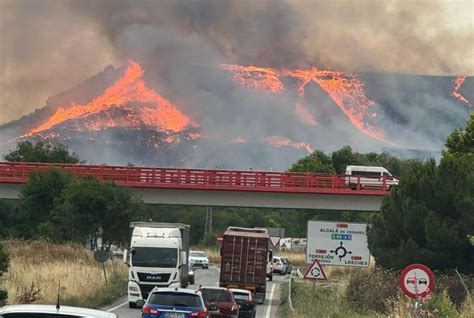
[129,302,137,308]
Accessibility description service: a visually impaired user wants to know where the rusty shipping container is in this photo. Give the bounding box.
[219,227,270,304]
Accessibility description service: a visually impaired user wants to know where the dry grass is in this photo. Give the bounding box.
[2,240,127,306]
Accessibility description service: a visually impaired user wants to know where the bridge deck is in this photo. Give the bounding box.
[0,162,388,196]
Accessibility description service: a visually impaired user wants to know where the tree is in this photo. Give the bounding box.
[289,150,334,173]
[0,243,9,305]
[55,176,141,247]
[4,140,80,163]
[445,112,474,156]
[368,115,474,273]
[13,169,72,239]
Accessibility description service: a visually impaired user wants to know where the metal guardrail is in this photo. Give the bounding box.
[0,162,390,195]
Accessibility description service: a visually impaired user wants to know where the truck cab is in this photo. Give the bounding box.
[124,223,191,308]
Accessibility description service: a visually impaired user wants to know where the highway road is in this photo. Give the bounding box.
[104,266,289,318]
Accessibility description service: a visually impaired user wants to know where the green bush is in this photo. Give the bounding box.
[344,268,399,315]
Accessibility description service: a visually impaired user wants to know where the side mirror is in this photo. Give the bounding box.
[180,251,187,265]
[136,299,145,308]
[123,249,129,265]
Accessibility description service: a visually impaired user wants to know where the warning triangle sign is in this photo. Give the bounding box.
[270,236,281,248]
[304,259,327,281]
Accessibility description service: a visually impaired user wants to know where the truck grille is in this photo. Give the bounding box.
[139,284,158,300]
[137,272,171,283]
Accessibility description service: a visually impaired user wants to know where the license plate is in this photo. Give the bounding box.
[164,313,184,318]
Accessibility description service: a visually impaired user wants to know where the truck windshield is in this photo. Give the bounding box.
[132,247,177,268]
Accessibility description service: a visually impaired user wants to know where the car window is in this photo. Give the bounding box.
[232,292,249,301]
[200,289,233,302]
[190,252,206,257]
[149,292,202,307]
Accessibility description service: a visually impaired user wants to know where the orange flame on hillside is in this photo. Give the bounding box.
[451,76,470,106]
[220,64,284,94]
[283,68,383,142]
[221,64,384,142]
[263,136,314,154]
[28,61,193,136]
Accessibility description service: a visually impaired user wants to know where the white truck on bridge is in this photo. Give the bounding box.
[123,222,192,308]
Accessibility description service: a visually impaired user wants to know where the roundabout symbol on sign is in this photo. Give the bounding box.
[330,241,352,261]
[311,267,321,277]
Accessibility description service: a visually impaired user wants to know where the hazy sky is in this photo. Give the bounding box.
[0,0,472,125]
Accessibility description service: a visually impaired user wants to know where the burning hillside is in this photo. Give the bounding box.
[27,61,195,138]
[0,60,472,170]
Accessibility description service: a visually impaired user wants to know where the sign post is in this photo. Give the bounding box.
[399,263,435,298]
[306,221,370,267]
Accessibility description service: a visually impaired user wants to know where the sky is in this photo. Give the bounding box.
[0,0,473,125]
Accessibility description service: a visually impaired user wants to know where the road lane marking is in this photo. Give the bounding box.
[265,283,277,318]
[107,301,128,312]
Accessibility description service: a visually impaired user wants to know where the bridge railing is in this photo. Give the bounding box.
[0,162,388,195]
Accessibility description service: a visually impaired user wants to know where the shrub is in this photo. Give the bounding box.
[345,267,399,314]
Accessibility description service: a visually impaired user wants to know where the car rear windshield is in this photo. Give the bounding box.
[201,289,233,302]
[232,292,249,301]
[148,292,202,307]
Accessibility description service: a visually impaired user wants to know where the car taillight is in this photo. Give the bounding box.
[142,306,160,315]
[191,309,207,317]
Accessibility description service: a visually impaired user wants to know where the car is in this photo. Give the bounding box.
[197,287,239,318]
[229,289,256,318]
[0,304,117,317]
[281,257,292,274]
[189,251,210,269]
[272,256,287,275]
[418,278,428,285]
[142,287,208,318]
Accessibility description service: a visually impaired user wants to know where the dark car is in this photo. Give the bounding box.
[142,287,208,318]
[281,257,292,274]
[198,287,239,318]
[229,289,256,318]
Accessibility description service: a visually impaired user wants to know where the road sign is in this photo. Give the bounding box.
[270,236,281,248]
[400,264,435,298]
[306,221,370,267]
[304,259,327,280]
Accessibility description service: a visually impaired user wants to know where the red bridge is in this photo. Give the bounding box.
[0,162,390,211]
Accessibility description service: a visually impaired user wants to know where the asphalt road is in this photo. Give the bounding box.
[104,266,289,318]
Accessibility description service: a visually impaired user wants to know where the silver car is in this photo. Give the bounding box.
[0,304,117,318]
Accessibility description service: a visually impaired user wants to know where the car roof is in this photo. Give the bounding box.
[229,288,251,294]
[199,286,228,290]
[0,305,116,318]
[151,287,198,294]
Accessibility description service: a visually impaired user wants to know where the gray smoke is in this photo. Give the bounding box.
[0,0,472,168]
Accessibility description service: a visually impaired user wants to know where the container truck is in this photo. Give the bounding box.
[219,227,272,304]
[123,222,192,308]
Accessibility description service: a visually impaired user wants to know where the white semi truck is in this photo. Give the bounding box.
[123,222,192,308]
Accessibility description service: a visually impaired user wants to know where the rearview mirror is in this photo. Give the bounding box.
[123,249,128,265]
[181,251,187,265]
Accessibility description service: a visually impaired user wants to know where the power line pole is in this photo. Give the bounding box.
[205,207,213,234]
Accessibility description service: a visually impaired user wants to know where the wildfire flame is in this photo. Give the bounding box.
[220,64,284,94]
[28,61,193,136]
[451,76,470,106]
[221,64,385,142]
[262,136,314,154]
